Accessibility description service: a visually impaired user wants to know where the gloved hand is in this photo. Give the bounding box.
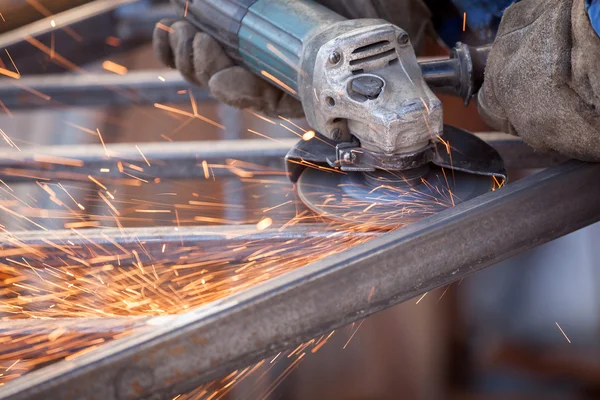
[153,0,433,118]
[478,0,600,161]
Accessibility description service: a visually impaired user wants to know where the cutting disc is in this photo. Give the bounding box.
[297,165,496,229]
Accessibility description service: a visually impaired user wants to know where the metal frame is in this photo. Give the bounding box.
[1,160,599,399]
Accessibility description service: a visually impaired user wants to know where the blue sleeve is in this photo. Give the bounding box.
[586,0,600,36]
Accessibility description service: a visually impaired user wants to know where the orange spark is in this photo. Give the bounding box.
[260,70,297,95]
[102,61,128,76]
[302,131,315,141]
[256,217,273,231]
[88,176,107,190]
[156,22,174,33]
[105,36,121,47]
[0,68,20,79]
[32,155,83,167]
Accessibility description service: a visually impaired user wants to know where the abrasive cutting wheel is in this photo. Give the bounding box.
[287,126,507,229]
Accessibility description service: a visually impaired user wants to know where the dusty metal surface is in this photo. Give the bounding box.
[2,160,599,400]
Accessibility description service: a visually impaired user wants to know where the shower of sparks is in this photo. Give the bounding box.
[555,322,571,343]
[0,79,504,398]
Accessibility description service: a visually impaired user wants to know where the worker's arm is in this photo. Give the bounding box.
[152,0,432,118]
[478,0,600,161]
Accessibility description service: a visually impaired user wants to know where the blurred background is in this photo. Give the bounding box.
[1,1,599,399]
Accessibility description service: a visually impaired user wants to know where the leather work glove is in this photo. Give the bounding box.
[153,0,433,118]
[478,0,600,161]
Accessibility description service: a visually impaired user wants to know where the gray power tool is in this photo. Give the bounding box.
[173,0,507,227]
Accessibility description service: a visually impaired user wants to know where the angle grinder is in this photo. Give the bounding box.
[172,0,507,228]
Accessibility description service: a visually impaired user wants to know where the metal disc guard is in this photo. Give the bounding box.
[287,126,507,228]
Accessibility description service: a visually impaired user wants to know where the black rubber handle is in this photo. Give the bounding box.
[420,43,491,104]
[170,0,258,61]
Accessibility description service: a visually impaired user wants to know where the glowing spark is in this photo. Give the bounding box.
[463,12,467,32]
[102,61,128,76]
[135,145,151,166]
[555,322,571,343]
[50,20,56,28]
[5,50,19,76]
[158,76,166,82]
[256,217,273,231]
[0,68,20,79]
[302,131,315,141]
[156,22,174,33]
[343,319,365,349]
[184,0,189,17]
[162,244,166,253]
[100,168,110,173]
[202,161,210,179]
[260,70,297,95]
[415,292,428,304]
[105,36,121,47]
[247,129,285,144]
[249,111,276,125]
[88,175,107,190]
[97,129,109,157]
[0,100,12,117]
[154,103,193,117]
[437,284,451,302]
[367,286,375,303]
[32,155,83,167]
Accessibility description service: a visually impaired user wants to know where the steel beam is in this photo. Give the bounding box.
[2,160,599,400]
[0,70,208,109]
[0,317,154,336]
[0,135,564,183]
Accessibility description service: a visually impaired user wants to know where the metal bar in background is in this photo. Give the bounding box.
[0,317,155,336]
[2,224,371,249]
[0,70,208,110]
[2,160,599,400]
[0,139,295,181]
[0,134,565,183]
[0,0,161,74]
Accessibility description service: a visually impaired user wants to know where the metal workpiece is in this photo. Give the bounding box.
[0,134,562,183]
[0,317,155,336]
[2,224,370,251]
[0,139,295,182]
[3,160,599,400]
[0,70,208,110]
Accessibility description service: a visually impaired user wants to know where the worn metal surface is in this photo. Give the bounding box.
[0,134,563,183]
[2,160,599,400]
[0,70,208,109]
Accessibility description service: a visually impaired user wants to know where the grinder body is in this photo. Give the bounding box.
[173,0,443,170]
